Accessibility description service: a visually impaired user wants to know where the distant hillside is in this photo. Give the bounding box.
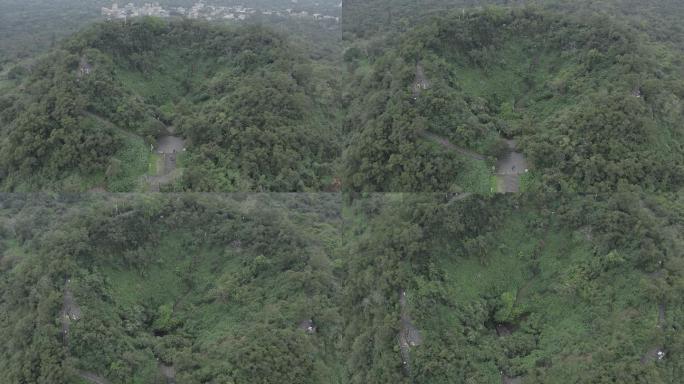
[341,0,684,51]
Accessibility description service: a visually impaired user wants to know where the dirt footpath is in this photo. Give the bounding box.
[495,140,527,193]
[148,134,185,191]
[61,283,81,344]
[398,290,422,375]
[422,132,486,161]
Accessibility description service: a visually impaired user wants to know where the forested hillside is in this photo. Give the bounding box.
[4,192,680,384]
[342,192,684,383]
[0,194,344,383]
[0,1,683,383]
[0,19,341,192]
[342,0,684,51]
[342,8,684,192]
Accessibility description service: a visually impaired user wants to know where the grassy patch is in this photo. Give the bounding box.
[451,156,495,194]
[106,135,149,192]
[147,153,160,175]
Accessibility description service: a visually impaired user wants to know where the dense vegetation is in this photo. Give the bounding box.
[0,19,341,192]
[342,8,684,192]
[4,192,680,384]
[342,192,684,383]
[0,194,344,383]
[1,1,683,383]
[342,0,684,52]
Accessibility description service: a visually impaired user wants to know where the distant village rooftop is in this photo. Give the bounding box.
[101,2,340,23]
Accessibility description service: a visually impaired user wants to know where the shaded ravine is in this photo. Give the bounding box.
[398,290,422,376]
[495,318,523,383]
[60,279,112,384]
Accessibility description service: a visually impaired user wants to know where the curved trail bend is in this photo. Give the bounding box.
[422,131,527,193]
[412,64,528,193]
[84,111,186,192]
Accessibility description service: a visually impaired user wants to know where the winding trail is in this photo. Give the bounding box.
[422,131,527,193]
[60,280,81,345]
[60,279,112,384]
[84,112,143,141]
[421,132,486,161]
[412,64,529,193]
[398,290,422,375]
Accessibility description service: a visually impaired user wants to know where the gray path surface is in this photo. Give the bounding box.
[398,290,422,375]
[413,64,430,97]
[78,371,111,384]
[156,135,185,154]
[61,282,81,344]
[148,130,185,191]
[495,140,527,193]
[159,363,176,384]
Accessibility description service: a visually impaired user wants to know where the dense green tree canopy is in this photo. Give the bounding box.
[0,19,341,192]
[342,8,684,193]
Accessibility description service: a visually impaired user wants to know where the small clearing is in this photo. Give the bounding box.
[413,63,430,98]
[495,140,527,193]
[156,135,185,155]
